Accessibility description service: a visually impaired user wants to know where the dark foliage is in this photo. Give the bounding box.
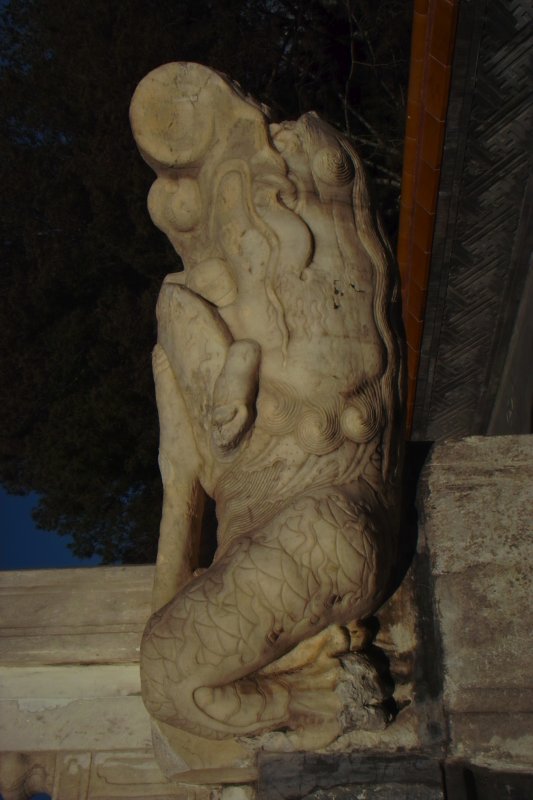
[0,0,411,563]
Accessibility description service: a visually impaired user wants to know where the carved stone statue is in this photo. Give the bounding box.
[130,62,404,780]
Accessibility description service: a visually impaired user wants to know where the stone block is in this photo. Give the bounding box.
[444,760,533,800]
[256,753,444,799]
[88,751,215,798]
[418,435,533,769]
[0,750,217,799]
[0,664,151,751]
[0,566,153,665]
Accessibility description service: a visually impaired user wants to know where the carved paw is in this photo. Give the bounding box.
[211,402,253,452]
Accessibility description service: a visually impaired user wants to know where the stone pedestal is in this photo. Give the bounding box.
[0,566,212,799]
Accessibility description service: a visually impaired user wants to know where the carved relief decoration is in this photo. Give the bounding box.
[130,62,404,780]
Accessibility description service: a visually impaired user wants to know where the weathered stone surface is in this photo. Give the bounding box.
[0,566,153,665]
[0,569,153,752]
[0,665,150,751]
[299,789,440,800]
[0,750,218,799]
[221,788,255,800]
[88,751,216,799]
[418,435,533,769]
[0,566,216,799]
[324,563,446,756]
[256,753,444,799]
[447,713,533,767]
[444,760,533,800]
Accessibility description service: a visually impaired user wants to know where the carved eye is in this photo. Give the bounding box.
[312,146,354,187]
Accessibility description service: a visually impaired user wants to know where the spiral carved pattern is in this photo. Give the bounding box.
[341,385,382,444]
[256,381,300,435]
[295,403,344,456]
[312,146,354,187]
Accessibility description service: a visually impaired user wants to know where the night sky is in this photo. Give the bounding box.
[0,487,100,570]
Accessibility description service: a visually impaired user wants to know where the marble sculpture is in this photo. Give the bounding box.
[130,62,404,761]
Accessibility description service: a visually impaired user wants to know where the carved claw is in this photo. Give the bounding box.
[345,619,374,651]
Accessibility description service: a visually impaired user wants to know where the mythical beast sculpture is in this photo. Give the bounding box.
[130,63,404,754]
